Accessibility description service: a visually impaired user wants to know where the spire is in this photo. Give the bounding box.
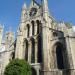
[21,2,27,22]
[43,0,49,12]
[22,2,27,10]
[0,24,3,47]
[5,30,14,48]
[42,0,51,26]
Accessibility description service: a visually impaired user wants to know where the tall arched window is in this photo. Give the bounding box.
[25,39,28,61]
[56,43,64,69]
[36,20,42,63]
[31,38,35,63]
[31,21,35,35]
[36,20,40,34]
[36,20,42,34]
[27,24,30,37]
[37,36,42,63]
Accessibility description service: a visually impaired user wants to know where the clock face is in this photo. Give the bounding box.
[29,8,37,17]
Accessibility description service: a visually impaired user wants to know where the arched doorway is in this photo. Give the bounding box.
[31,67,37,75]
[56,43,64,69]
[52,42,65,69]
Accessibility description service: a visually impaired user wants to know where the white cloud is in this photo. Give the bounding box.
[73,26,75,32]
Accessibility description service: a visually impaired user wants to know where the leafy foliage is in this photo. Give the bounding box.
[4,59,32,75]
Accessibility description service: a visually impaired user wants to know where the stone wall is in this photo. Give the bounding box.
[41,69,75,75]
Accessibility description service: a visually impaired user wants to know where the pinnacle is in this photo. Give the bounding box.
[22,2,27,9]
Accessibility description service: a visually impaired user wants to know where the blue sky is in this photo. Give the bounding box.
[0,0,75,33]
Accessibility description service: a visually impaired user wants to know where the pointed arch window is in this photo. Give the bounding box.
[27,24,30,37]
[36,20,40,34]
[36,20,42,34]
[36,20,42,63]
[56,43,64,69]
[37,36,42,63]
[31,21,35,35]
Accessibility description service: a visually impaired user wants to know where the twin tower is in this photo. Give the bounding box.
[0,0,75,75]
[0,25,14,49]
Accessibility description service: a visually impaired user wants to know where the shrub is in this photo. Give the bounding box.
[4,59,32,75]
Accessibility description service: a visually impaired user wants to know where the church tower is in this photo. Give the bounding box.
[0,0,75,75]
[21,3,27,22]
[15,2,27,59]
[15,0,75,75]
[15,0,53,75]
[2,30,15,75]
[42,0,49,20]
[5,31,14,49]
[42,0,51,71]
[0,24,3,47]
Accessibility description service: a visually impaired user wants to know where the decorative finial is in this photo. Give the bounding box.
[9,26,12,32]
[22,2,27,10]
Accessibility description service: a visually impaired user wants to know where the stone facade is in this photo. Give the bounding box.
[0,25,3,47]
[0,0,75,75]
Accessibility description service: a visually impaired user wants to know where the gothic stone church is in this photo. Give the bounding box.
[0,0,75,75]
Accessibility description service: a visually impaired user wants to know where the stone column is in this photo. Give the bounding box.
[37,69,40,75]
[66,36,74,69]
[30,24,32,37]
[68,37,75,69]
[42,27,49,70]
[15,34,24,59]
[25,28,27,38]
[23,41,26,59]
[35,22,37,35]
[50,47,57,69]
[42,22,52,75]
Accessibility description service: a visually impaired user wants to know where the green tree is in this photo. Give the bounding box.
[4,59,32,75]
